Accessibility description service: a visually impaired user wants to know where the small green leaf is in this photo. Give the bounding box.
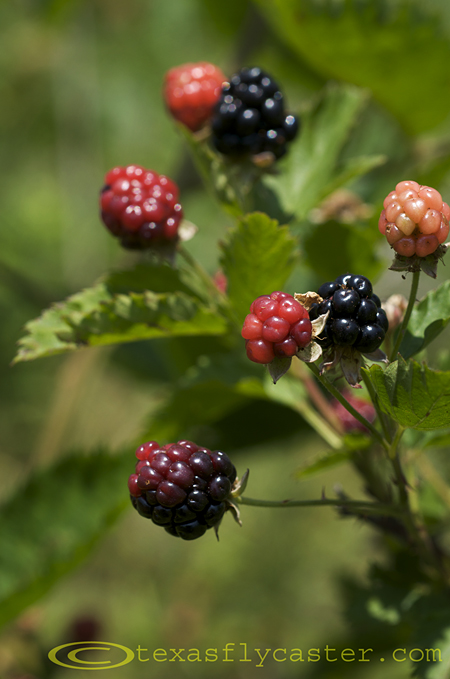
[220,212,298,324]
[302,219,384,282]
[0,449,131,629]
[295,434,371,479]
[14,264,228,362]
[400,280,450,360]
[263,82,371,220]
[364,358,450,431]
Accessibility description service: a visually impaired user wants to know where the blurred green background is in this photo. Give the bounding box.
[2,0,450,677]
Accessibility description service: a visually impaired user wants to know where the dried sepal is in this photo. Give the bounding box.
[296,341,322,363]
[231,468,249,498]
[178,219,198,242]
[294,291,322,311]
[389,243,448,279]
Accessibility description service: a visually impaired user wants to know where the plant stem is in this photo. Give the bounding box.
[292,361,344,435]
[177,244,227,307]
[236,495,403,518]
[389,270,420,361]
[307,362,389,450]
[361,369,392,443]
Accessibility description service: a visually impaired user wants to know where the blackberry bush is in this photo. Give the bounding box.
[164,62,226,132]
[211,66,299,160]
[128,440,237,540]
[100,165,183,249]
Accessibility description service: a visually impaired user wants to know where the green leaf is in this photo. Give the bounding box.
[400,280,450,360]
[263,82,373,220]
[0,449,131,629]
[295,433,371,479]
[220,212,298,324]
[364,358,450,431]
[255,0,450,134]
[14,263,228,362]
[302,219,384,282]
[423,431,450,449]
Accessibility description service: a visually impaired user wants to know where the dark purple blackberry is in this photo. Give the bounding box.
[128,440,237,540]
[312,274,388,353]
[211,66,299,159]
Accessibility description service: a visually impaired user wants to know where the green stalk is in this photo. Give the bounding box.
[389,270,420,361]
[307,362,389,451]
[236,495,403,518]
[361,369,392,443]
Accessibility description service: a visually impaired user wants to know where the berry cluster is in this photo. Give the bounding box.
[211,66,299,159]
[379,180,450,258]
[309,274,388,354]
[100,165,183,249]
[164,62,226,132]
[242,291,312,365]
[128,440,237,540]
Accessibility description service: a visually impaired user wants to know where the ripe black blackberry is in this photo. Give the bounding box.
[128,440,237,540]
[211,66,299,159]
[309,274,388,354]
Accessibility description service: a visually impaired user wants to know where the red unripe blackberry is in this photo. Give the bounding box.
[164,62,226,132]
[100,165,183,249]
[242,291,311,365]
[379,180,450,257]
[129,440,237,540]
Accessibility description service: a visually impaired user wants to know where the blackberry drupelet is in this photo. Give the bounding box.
[211,66,299,159]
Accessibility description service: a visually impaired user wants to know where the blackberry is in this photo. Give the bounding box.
[211,66,299,159]
[379,180,450,257]
[100,165,183,249]
[163,62,226,132]
[312,274,388,354]
[128,440,237,540]
[242,291,312,364]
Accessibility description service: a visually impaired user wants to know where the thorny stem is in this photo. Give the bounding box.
[236,495,404,518]
[307,362,389,451]
[361,369,392,443]
[389,270,420,361]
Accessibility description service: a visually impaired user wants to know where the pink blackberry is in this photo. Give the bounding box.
[378,180,450,258]
[100,165,183,249]
[242,291,312,364]
[164,62,226,132]
[128,440,237,540]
